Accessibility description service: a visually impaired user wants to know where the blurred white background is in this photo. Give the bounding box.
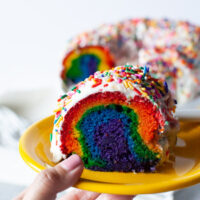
[0,0,200,199]
[1,0,200,92]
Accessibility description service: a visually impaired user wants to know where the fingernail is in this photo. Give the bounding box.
[60,154,83,171]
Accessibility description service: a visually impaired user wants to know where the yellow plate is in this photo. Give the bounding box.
[19,115,200,195]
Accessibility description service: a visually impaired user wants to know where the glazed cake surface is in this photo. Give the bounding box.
[61,18,200,104]
[51,65,178,172]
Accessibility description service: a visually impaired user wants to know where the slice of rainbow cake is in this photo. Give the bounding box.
[51,65,178,172]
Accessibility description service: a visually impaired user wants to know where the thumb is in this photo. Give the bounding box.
[24,154,84,200]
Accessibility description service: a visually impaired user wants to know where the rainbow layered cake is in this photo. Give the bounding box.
[61,18,200,104]
[61,46,115,85]
[51,65,178,172]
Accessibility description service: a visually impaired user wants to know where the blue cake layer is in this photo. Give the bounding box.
[76,104,159,172]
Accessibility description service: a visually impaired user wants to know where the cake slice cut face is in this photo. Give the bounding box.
[51,65,178,172]
[61,46,115,84]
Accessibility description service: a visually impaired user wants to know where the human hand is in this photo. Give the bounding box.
[15,154,134,200]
